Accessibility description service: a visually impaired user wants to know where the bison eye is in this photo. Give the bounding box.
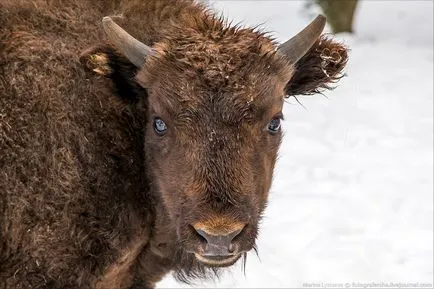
[267,117,281,134]
[153,117,167,135]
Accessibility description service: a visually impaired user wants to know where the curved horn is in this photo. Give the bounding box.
[102,16,154,67]
[278,15,326,65]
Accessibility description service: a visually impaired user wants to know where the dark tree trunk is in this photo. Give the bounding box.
[315,0,358,33]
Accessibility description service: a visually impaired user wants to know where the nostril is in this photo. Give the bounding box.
[190,225,208,244]
[195,229,210,243]
[230,224,246,243]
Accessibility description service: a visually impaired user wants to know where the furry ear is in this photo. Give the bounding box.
[285,35,348,97]
[80,44,144,103]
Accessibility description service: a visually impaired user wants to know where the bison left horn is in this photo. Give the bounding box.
[278,15,326,65]
[102,16,154,67]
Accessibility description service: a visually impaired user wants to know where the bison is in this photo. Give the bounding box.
[0,0,348,288]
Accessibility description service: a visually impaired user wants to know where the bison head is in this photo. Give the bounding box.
[80,14,347,276]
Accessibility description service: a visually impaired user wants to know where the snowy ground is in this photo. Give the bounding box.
[158,1,433,288]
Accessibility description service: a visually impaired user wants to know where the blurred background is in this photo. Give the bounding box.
[159,0,433,288]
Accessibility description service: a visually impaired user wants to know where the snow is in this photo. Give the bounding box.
[158,1,433,287]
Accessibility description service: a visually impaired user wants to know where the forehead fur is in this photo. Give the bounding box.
[136,14,293,118]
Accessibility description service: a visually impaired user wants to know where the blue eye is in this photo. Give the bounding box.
[267,118,281,134]
[153,118,167,135]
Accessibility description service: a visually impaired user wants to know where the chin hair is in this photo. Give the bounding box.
[171,246,250,284]
[171,247,221,284]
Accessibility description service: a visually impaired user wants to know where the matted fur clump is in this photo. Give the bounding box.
[0,0,348,288]
[286,35,348,96]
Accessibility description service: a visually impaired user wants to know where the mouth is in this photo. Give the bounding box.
[194,253,241,267]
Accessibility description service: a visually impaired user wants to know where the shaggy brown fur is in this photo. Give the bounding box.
[0,0,348,288]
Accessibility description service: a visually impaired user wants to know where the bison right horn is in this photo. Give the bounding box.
[277,15,326,65]
[102,16,154,67]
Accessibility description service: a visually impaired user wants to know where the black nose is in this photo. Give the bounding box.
[194,227,244,256]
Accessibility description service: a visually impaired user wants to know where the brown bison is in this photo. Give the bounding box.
[0,0,348,288]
